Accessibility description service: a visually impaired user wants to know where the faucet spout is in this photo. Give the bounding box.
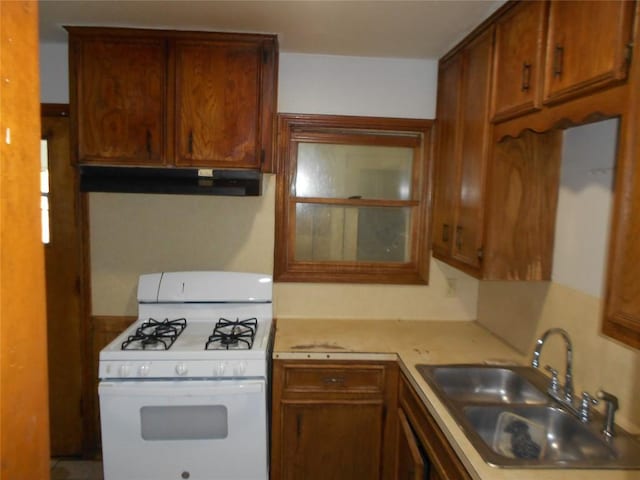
[531,328,574,402]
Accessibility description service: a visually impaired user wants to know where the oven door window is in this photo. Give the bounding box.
[140,405,228,440]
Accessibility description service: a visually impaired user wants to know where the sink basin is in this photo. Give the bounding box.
[464,405,618,467]
[420,365,548,404]
[415,364,640,469]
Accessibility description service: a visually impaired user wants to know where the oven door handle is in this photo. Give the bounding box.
[99,380,264,397]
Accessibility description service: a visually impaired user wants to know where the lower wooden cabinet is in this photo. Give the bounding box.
[270,360,398,480]
[271,361,472,480]
[397,373,471,480]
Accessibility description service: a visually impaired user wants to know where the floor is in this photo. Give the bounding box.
[50,459,103,480]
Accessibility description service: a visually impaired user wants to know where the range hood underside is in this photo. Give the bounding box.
[79,166,262,196]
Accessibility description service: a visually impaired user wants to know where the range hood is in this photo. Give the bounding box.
[79,166,262,196]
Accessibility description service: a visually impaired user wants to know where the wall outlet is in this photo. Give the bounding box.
[446,278,457,297]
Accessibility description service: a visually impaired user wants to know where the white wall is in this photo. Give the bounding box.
[278,53,438,118]
[552,119,618,297]
[40,42,68,102]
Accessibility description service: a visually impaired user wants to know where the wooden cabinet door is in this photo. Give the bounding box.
[491,1,548,122]
[544,0,634,104]
[280,402,384,480]
[174,40,262,168]
[431,54,462,258]
[452,27,493,271]
[397,408,425,480]
[72,36,166,165]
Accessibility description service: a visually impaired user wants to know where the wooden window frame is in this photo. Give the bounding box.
[274,113,433,284]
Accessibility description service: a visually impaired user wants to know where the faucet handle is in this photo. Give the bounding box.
[597,390,619,409]
[579,391,599,422]
[544,365,560,394]
[597,390,619,437]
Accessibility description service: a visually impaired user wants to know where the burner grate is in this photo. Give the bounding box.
[121,318,187,350]
[205,317,257,350]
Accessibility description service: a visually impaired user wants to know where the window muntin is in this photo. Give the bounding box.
[275,114,432,284]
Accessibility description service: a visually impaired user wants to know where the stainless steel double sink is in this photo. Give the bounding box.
[416,364,640,469]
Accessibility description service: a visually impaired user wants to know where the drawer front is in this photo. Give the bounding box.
[283,364,385,394]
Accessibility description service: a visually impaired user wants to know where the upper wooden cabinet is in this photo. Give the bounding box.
[491,1,548,122]
[602,8,640,350]
[543,0,635,105]
[70,35,166,166]
[432,26,494,276]
[67,28,278,171]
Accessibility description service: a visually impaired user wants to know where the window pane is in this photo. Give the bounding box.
[296,143,413,200]
[295,204,411,262]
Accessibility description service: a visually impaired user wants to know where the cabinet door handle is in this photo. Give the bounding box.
[455,225,463,250]
[442,223,450,243]
[553,45,564,77]
[146,130,152,158]
[188,130,194,155]
[521,62,531,91]
[296,413,302,440]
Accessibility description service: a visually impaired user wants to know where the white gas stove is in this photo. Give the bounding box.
[98,271,273,480]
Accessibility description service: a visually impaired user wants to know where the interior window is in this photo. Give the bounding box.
[275,114,433,284]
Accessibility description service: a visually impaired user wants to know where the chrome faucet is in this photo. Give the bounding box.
[531,328,574,402]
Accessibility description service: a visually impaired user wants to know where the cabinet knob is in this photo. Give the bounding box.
[455,225,463,250]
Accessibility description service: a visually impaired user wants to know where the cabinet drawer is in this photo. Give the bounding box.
[282,364,385,394]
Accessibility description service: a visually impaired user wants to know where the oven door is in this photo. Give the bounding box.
[99,379,267,480]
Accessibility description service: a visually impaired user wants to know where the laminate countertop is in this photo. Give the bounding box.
[273,318,640,480]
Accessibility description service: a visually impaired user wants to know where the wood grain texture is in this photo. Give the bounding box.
[431,54,462,258]
[1,1,51,477]
[42,113,84,456]
[491,0,548,122]
[399,374,471,480]
[72,35,166,165]
[602,1,640,349]
[175,40,260,167]
[67,28,278,170]
[396,408,425,480]
[543,0,635,105]
[452,26,494,271]
[271,360,398,480]
[483,129,562,280]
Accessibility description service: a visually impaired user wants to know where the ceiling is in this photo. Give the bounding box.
[39,0,503,59]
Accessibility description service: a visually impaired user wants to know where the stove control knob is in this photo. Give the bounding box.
[233,361,247,376]
[214,362,226,377]
[119,364,131,377]
[175,363,188,376]
[138,363,150,377]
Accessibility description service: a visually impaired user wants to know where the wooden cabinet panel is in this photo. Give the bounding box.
[397,408,425,480]
[483,129,561,280]
[282,364,385,393]
[398,374,471,480]
[72,36,166,165]
[453,27,493,270]
[432,26,494,276]
[603,12,640,349]
[432,55,462,257]
[280,402,384,480]
[174,41,261,168]
[491,1,548,122]
[271,360,398,480]
[544,0,634,104]
[68,28,277,171]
